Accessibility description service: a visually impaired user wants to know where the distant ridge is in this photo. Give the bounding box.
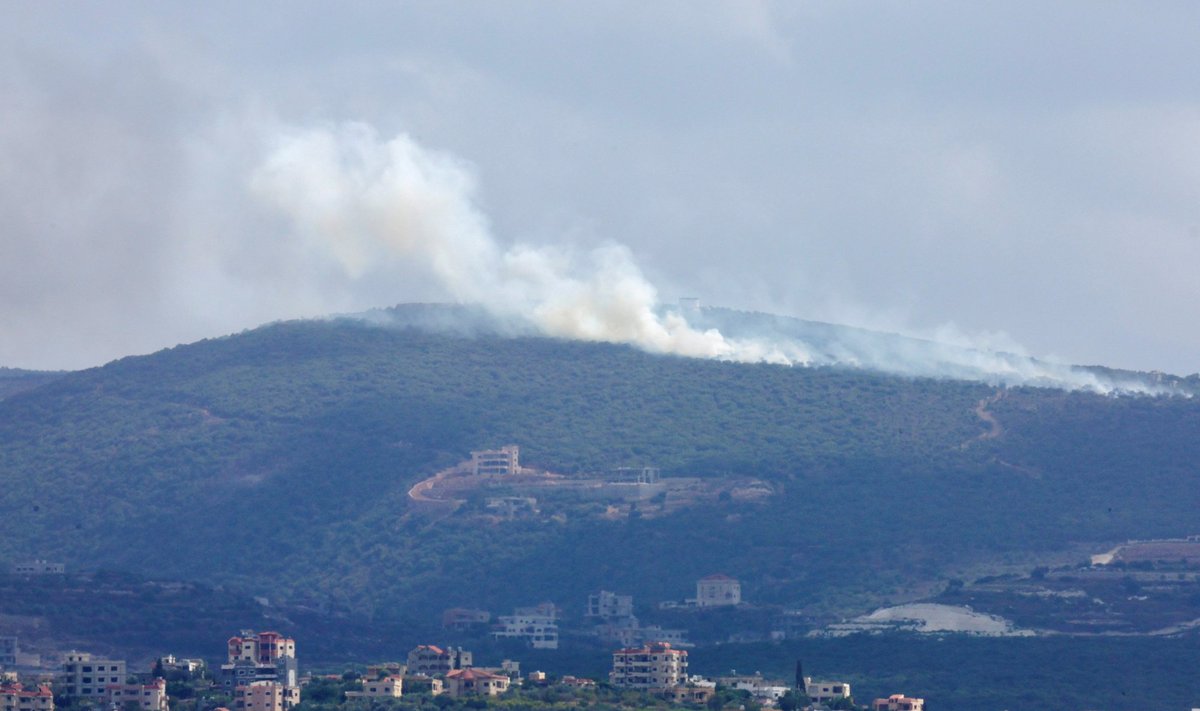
[360,302,1197,395]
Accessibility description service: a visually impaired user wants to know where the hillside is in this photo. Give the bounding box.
[0,368,64,401]
[1,305,1199,635]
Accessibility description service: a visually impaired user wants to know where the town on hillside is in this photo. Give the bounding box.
[1,627,924,711]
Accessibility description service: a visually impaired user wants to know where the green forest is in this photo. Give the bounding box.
[2,307,1200,707]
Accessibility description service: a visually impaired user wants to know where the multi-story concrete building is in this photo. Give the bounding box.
[405,646,471,677]
[0,638,16,668]
[872,693,925,711]
[587,591,634,620]
[107,678,169,711]
[59,652,126,701]
[492,604,559,649]
[805,678,852,704]
[234,681,299,711]
[221,632,298,694]
[609,642,688,690]
[442,669,510,698]
[470,446,520,476]
[695,574,741,607]
[0,682,53,711]
[227,632,295,665]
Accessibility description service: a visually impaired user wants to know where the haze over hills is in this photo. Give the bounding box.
[2,303,1199,636]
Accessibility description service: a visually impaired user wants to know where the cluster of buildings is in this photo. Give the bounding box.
[0,680,52,711]
[587,591,689,648]
[0,625,925,711]
[0,565,918,711]
[439,575,742,656]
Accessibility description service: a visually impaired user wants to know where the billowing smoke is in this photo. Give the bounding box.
[251,122,1169,395]
[251,123,796,362]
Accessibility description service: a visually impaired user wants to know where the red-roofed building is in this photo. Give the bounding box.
[0,682,53,711]
[610,642,688,690]
[443,669,510,698]
[227,631,295,665]
[696,574,741,607]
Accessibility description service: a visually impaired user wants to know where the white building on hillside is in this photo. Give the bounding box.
[471,446,520,475]
[492,603,558,649]
[695,574,741,607]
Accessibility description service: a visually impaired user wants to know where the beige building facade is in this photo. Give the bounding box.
[442,669,510,698]
[234,682,299,711]
[609,642,688,690]
[695,574,741,607]
[59,652,126,701]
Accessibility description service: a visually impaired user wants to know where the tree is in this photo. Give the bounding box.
[778,690,803,711]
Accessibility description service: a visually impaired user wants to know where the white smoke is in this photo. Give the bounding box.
[250,122,1168,396]
[251,123,766,361]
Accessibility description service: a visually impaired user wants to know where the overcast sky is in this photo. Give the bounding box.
[2,2,1198,374]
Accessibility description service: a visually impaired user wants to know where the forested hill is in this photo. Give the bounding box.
[1,306,1198,629]
[0,367,63,401]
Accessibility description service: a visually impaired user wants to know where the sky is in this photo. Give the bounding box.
[2,2,1198,374]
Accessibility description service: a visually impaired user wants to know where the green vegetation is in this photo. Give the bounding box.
[697,635,1200,711]
[1,306,1200,652]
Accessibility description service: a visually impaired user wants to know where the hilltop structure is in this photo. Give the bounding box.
[470,446,520,475]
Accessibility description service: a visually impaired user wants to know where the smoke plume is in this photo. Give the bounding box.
[251,122,1168,395]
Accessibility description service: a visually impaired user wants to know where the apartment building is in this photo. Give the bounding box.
[586,591,634,620]
[805,678,852,704]
[492,603,559,649]
[107,678,169,711]
[59,652,126,701]
[221,632,298,694]
[405,646,472,677]
[234,681,299,711]
[609,642,688,690]
[227,632,295,665]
